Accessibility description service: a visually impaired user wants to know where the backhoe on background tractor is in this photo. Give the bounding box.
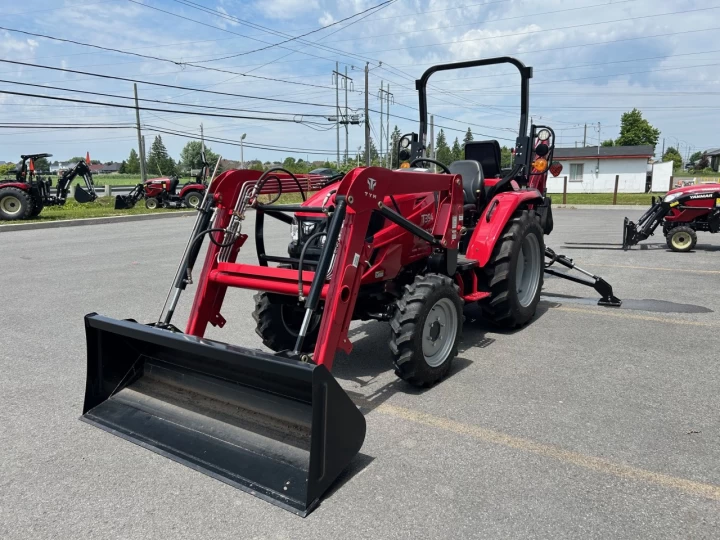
[79,56,620,517]
[0,153,96,220]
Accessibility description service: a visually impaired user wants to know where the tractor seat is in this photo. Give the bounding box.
[21,153,53,161]
[169,176,180,194]
[449,160,484,205]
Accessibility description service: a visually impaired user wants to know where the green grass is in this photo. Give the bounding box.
[552,192,665,205]
[1,197,187,225]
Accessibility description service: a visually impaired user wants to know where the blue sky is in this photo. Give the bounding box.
[1,0,718,165]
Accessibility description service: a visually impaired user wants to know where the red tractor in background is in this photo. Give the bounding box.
[115,172,207,210]
[79,57,620,517]
[0,153,96,220]
[624,183,720,251]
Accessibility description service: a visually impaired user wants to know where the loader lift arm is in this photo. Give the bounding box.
[56,160,97,203]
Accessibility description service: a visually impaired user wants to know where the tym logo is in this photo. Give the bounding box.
[365,177,378,199]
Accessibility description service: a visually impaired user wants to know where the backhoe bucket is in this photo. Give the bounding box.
[114,195,135,209]
[80,314,366,516]
[74,185,96,203]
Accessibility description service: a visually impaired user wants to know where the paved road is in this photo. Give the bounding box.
[1,208,719,539]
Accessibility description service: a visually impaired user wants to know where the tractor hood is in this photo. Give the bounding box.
[666,183,720,197]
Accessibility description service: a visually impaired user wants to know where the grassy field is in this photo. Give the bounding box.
[553,192,663,205]
[0,197,187,225]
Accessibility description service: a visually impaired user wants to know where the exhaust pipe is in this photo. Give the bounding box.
[80,314,366,516]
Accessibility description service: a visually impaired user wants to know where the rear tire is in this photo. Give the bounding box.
[145,197,159,210]
[252,292,320,353]
[0,187,34,220]
[183,191,202,209]
[481,209,544,328]
[666,226,696,252]
[389,274,463,387]
[29,198,44,218]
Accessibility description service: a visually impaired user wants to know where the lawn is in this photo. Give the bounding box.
[0,197,188,225]
[552,192,664,205]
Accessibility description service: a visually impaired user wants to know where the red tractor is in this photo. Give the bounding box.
[79,57,620,517]
[0,153,96,220]
[623,183,720,251]
[114,172,207,210]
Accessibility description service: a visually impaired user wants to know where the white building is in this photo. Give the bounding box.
[546,145,653,194]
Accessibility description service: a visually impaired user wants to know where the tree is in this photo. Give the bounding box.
[0,163,15,176]
[662,146,683,171]
[451,137,462,162]
[601,139,615,147]
[363,137,379,164]
[696,154,710,170]
[118,160,128,174]
[146,135,176,176]
[463,127,473,145]
[179,140,220,173]
[90,159,102,165]
[125,149,140,174]
[689,150,703,164]
[246,159,264,171]
[435,129,452,166]
[34,157,50,172]
[615,108,660,149]
[390,125,402,168]
[500,146,513,169]
[68,156,85,164]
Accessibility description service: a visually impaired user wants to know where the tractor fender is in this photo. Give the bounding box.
[0,182,30,191]
[464,190,543,267]
[179,184,205,198]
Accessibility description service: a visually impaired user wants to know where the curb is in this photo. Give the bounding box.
[0,211,195,233]
[554,204,649,210]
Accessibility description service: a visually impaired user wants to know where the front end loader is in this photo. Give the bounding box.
[79,57,620,517]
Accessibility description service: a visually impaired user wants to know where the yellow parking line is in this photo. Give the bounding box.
[552,305,720,328]
[377,403,720,502]
[586,263,720,275]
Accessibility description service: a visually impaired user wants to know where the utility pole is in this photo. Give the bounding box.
[365,62,370,166]
[379,81,384,169]
[240,133,246,169]
[334,62,340,168]
[378,83,393,168]
[344,66,349,164]
[597,122,601,154]
[661,138,665,157]
[429,114,435,172]
[200,123,205,154]
[583,123,587,147]
[134,83,146,181]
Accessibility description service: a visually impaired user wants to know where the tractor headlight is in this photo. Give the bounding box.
[664,193,681,203]
[290,218,299,242]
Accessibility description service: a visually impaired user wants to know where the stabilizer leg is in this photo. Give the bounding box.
[545,248,622,307]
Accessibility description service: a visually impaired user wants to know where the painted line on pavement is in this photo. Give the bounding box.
[376,403,720,502]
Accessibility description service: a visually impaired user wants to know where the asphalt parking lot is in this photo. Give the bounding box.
[1,207,719,539]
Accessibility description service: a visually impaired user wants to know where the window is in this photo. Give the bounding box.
[569,163,584,182]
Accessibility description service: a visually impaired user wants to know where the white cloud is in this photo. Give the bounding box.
[319,11,335,26]
[255,0,318,20]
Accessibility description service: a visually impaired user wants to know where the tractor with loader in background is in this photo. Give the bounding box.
[0,153,96,220]
[79,57,620,517]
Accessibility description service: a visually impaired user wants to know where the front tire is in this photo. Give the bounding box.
[389,274,463,387]
[144,197,159,210]
[0,187,34,220]
[667,226,696,252]
[252,292,320,353]
[481,209,544,328]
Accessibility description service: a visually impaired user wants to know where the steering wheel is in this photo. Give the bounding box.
[409,158,451,174]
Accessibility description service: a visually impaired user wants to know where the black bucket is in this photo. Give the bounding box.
[80,314,366,516]
[114,195,135,209]
[74,185,96,203]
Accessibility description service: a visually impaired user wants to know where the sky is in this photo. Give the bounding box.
[1,0,718,166]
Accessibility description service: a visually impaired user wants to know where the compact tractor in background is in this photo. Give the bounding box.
[0,153,96,220]
[114,162,209,210]
[623,183,720,252]
[79,57,621,517]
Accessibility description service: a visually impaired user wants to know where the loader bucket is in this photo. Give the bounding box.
[114,195,135,209]
[80,314,366,516]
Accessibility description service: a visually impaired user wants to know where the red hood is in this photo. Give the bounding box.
[144,176,172,184]
[667,183,720,196]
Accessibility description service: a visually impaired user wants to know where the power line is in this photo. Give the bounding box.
[0,25,335,91]
[0,79,333,117]
[0,89,334,125]
[0,59,336,108]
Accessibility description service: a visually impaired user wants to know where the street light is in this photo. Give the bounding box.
[240,133,246,169]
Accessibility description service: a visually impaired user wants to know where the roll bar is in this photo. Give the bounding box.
[415,56,532,151]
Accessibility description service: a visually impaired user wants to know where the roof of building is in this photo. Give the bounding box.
[704,148,720,156]
[553,145,654,160]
